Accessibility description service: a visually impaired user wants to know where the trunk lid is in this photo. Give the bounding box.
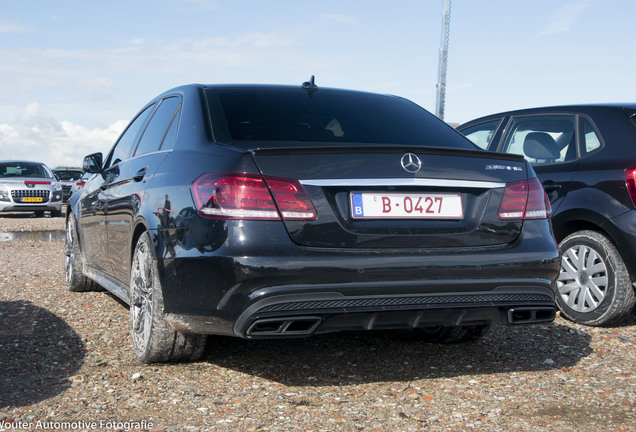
[251,145,528,249]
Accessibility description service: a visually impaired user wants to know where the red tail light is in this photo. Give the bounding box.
[498,178,550,220]
[192,173,316,221]
[625,168,636,207]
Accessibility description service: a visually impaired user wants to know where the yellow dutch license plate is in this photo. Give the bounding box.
[21,197,43,203]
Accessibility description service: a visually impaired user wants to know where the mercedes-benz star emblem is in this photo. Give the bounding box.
[401,153,422,173]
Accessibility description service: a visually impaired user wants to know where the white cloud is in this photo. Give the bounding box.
[539,1,594,36]
[0,103,126,168]
[0,21,37,33]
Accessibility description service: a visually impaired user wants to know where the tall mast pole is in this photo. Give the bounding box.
[435,0,451,120]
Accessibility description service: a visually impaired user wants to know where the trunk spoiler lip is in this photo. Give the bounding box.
[246,144,525,162]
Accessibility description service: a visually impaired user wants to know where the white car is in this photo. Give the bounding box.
[0,160,64,217]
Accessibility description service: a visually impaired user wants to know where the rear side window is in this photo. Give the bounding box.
[205,87,475,150]
[105,103,156,168]
[581,117,602,155]
[159,104,181,151]
[500,115,576,165]
[459,119,502,150]
[134,97,181,156]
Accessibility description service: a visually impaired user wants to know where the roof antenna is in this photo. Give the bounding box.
[302,75,318,96]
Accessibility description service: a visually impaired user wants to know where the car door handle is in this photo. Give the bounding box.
[133,167,148,182]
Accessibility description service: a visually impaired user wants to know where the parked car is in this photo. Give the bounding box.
[68,171,92,198]
[66,81,560,363]
[0,160,63,217]
[54,169,84,202]
[458,104,636,326]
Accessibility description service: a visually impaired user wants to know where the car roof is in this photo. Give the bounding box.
[459,103,636,126]
[0,160,47,165]
[157,83,403,100]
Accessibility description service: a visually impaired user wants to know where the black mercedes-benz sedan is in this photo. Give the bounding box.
[66,80,560,363]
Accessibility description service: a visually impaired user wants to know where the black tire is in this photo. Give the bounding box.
[130,232,206,363]
[51,209,63,218]
[415,324,491,344]
[556,230,636,326]
[65,214,99,292]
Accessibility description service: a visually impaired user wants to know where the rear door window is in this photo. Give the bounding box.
[459,119,502,150]
[500,115,576,165]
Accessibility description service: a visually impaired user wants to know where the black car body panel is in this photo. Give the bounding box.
[67,84,560,361]
[458,104,636,325]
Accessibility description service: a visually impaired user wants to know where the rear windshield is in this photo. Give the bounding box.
[0,162,54,179]
[205,87,475,150]
[55,170,83,181]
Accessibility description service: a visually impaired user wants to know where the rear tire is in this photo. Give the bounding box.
[65,214,99,292]
[556,230,636,326]
[130,232,206,363]
[415,324,491,344]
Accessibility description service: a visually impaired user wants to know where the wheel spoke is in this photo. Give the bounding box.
[583,249,599,271]
[588,276,607,301]
[564,247,582,270]
[581,287,599,310]
[558,281,579,296]
[559,260,578,281]
[566,287,581,308]
[586,261,606,276]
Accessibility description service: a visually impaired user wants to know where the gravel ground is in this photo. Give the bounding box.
[0,213,634,432]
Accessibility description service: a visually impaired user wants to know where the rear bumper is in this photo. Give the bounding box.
[158,218,560,338]
[166,289,556,338]
[236,289,557,337]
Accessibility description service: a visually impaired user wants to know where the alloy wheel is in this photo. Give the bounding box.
[64,218,76,286]
[131,240,154,349]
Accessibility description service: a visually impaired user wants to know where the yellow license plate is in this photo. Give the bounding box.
[21,197,43,203]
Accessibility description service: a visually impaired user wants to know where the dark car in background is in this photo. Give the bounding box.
[68,171,92,198]
[458,104,636,326]
[66,81,560,363]
[54,169,84,201]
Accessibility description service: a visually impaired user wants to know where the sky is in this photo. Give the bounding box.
[1,0,634,168]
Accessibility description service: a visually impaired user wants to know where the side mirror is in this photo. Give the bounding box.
[82,153,103,173]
